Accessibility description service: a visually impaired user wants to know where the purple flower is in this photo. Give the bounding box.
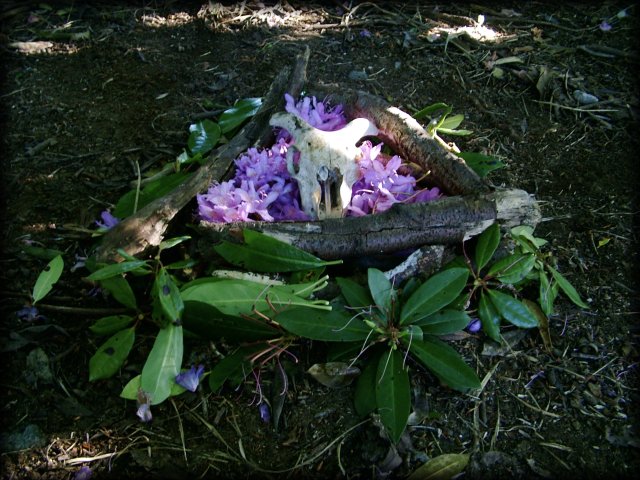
[175,364,205,392]
[360,29,372,38]
[73,466,93,480]
[17,305,45,322]
[259,402,271,423]
[136,403,152,422]
[599,21,612,31]
[466,318,482,333]
[95,210,120,230]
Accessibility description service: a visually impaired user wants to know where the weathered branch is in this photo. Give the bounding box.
[197,188,540,260]
[309,85,490,196]
[94,47,311,263]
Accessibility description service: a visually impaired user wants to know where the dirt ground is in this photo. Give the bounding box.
[1,2,638,479]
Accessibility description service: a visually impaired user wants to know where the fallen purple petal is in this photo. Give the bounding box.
[17,305,44,322]
[599,21,612,31]
[95,210,120,229]
[466,318,482,333]
[73,465,93,480]
[175,364,205,392]
[136,403,152,422]
[259,402,271,423]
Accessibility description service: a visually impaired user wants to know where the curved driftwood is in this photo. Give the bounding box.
[197,188,540,260]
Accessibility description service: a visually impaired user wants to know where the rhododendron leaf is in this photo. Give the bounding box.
[187,119,220,155]
[376,349,410,444]
[114,171,192,218]
[218,97,262,133]
[474,223,500,271]
[214,229,341,272]
[32,255,64,304]
[458,152,505,178]
[89,327,135,381]
[140,323,183,405]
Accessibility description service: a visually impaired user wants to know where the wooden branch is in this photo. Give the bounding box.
[94,47,311,263]
[197,188,540,260]
[309,85,490,196]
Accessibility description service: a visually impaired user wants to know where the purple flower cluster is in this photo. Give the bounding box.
[197,94,441,223]
[348,141,441,216]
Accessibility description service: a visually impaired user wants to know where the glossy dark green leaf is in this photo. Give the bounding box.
[326,342,363,362]
[400,268,469,325]
[21,246,65,261]
[214,229,341,272]
[32,255,64,304]
[414,309,471,335]
[140,323,183,405]
[406,336,480,392]
[208,345,263,392]
[407,453,470,480]
[114,171,192,218]
[100,275,137,310]
[182,300,279,341]
[413,102,451,120]
[368,268,395,324]
[187,119,221,155]
[337,277,373,308]
[487,253,536,285]
[89,315,135,336]
[164,258,199,270]
[89,327,135,381]
[478,291,501,342]
[354,351,381,417]
[181,278,330,317]
[376,349,411,444]
[153,267,184,324]
[487,289,539,328]
[275,306,371,342]
[474,223,500,272]
[218,97,262,133]
[458,151,505,178]
[538,269,559,316]
[158,235,191,253]
[547,266,589,309]
[87,260,149,281]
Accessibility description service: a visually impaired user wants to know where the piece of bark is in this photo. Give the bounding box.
[309,85,490,196]
[94,47,311,263]
[198,188,540,260]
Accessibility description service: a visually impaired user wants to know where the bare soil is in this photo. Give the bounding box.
[1,2,638,479]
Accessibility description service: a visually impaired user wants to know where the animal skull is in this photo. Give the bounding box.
[269,112,379,219]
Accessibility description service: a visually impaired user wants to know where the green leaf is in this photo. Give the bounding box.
[487,289,539,328]
[376,349,411,444]
[181,278,331,317]
[510,225,548,249]
[478,291,501,342]
[218,97,262,133]
[438,113,465,131]
[187,119,221,155]
[368,268,395,322]
[140,323,184,405]
[414,309,471,335]
[547,266,589,309]
[337,277,373,308]
[183,301,280,341]
[208,345,263,392]
[120,374,140,400]
[487,253,536,285]
[21,246,65,261]
[158,236,191,253]
[407,453,470,480]
[413,102,451,120]
[474,223,500,272]
[458,151,505,178]
[354,350,382,417]
[436,127,473,136]
[406,336,480,392]
[400,268,469,325]
[214,229,341,272]
[275,305,372,342]
[113,171,192,219]
[99,275,138,309]
[89,315,135,335]
[538,270,559,316]
[32,255,64,304]
[87,260,149,281]
[89,327,136,381]
[153,267,184,324]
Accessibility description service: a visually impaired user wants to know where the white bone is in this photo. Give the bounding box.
[270,112,379,219]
